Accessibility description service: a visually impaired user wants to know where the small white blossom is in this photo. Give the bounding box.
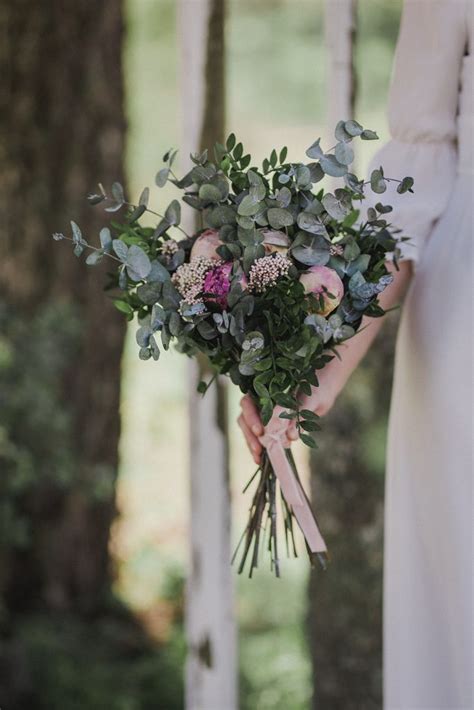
[172,257,216,304]
[248,253,292,293]
[160,239,180,257]
[329,243,344,257]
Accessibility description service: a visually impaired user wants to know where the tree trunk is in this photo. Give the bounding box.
[307,4,394,708]
[308,327,396,710]
[324,0,357,128]
[179,2,237,709]
[0,0,126,614]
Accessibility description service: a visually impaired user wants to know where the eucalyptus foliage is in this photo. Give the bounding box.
[54,121,412,574]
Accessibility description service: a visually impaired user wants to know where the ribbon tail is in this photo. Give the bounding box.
[263,438,327,555]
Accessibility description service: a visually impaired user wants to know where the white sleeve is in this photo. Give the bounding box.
[367,0,467,265]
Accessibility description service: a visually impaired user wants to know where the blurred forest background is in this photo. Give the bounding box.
[1,1,401,708]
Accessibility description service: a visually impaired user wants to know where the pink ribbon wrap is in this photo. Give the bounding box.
[259,408,327,555]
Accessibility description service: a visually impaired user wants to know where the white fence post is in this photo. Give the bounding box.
[178,2,237,709]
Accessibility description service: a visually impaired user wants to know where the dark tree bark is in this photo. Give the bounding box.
[308,321,397,710]
[0,0,126,614]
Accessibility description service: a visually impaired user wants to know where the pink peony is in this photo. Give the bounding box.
[190,228,222,261]
[299,265,344,316]
[261,229,290,256]
[203,261,233,308]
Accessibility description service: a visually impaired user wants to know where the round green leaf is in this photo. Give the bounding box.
[199,183,223,202]
[335,142,354,166]
[267,207,294,229]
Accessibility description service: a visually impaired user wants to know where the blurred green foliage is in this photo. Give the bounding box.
[0,303,79,576]
[0,302,186,708]
[1,609,184,710]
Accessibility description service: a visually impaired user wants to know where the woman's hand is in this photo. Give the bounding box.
[238,395,266,464]
[238,261,412,464]
[238,374,339,464]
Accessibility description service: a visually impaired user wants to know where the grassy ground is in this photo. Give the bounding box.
[114,1,400,706]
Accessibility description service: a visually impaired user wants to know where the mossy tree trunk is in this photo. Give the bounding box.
[0,0,126,615]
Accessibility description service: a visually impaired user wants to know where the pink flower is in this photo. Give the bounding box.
[299,265,344,316]
[261,229,290,256]
[190,228,222,261]
[203,261,233,308]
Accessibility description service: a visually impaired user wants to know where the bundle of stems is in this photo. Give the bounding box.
[233,449,328,577]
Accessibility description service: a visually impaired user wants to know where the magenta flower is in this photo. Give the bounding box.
[203,261,233,308]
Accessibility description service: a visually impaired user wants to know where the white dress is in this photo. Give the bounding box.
[370,2,473,708]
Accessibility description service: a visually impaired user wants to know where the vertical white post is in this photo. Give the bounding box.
[178,2,237,709]
[325,0,357,126]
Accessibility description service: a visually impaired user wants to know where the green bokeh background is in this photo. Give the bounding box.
[116,1,401,708]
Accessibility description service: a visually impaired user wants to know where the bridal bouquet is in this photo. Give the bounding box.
[54,121,412,576]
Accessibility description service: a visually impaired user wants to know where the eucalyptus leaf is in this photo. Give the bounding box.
[291,232,330,266]
[111,182,125,204]
[139,187,149,207]
[320,154,347,177]
[267,207,293,229]
[397,176,414,194]
[322,190,352,220]
[305,314,332,343]
[128,204,146,223]
[99,228,112,251]
[307,162,324,183]
[136,325,153,348]
[297,212,324,234]
[113,239,128,262]
[276,186,292,208]
[199,183,223,202]
[126,245,151,279]
[137,282,162,305]
[71,221,83,246]
[305,139,323,159]
[147,260,171,283]
[149,335,160,360]
[165,200,181,225]
[370,168,386,194]
[85,250,104,266]
[296,165,311,187]
[197,321,217,340]
[343,240,361,261]
[360,129,378,140]
[250,183,266,201]
[344,120,363,137]
[375,202,393,214]
[238,194,261,217]
[335,142,354,166]
[334,120,352,142]
[344,172,364,195]
[346,253,371,276]
[207,205,236,227]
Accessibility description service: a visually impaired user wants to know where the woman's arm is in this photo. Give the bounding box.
[238,259,413,463]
